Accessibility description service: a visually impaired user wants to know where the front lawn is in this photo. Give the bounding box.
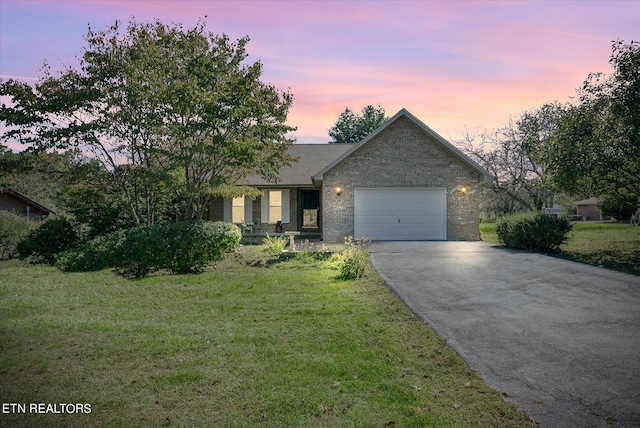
[481,221,640,276]
[0,250,533,427]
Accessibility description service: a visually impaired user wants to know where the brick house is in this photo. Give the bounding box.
[208,109,491,241]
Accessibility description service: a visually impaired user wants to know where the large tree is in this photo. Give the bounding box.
[328,105,388,144]
[461,103,565,215]
[0,19,296,225]
[0,144,75,212]
[545,40,639,207]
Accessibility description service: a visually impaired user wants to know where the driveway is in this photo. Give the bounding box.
[369,241,640,428]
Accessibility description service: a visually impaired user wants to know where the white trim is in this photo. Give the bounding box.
[281,189,290,223]
[223,198,231,222]
[244,196,253,224]
[261,192,268,223]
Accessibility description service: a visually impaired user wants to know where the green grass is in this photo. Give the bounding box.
[0,250,533,427]
[480,222,500,245]
[481,221,640,276]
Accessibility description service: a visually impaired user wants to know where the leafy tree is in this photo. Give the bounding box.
[0,144,21,187]
[546,40,639,207]
[0,211,36,259]
[461,104,565,216]
[1,19,296,224]
[598,194,638,220]
[59,179,136,240]
[16,216,80,264]
[0,146,78,213]
[329,105,388,144]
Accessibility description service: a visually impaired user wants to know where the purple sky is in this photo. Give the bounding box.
[1,0,638,148]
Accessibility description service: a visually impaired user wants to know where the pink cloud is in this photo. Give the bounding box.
[1,0,638,147]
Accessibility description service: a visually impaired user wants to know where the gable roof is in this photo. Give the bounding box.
[243,144,352,187]
[0,187,56,215]
[312,108,493,183]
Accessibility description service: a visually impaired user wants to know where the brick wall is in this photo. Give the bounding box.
[322,116,483,242]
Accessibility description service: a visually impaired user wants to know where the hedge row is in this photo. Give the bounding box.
[55,221,241,277]
[52,221,241,278]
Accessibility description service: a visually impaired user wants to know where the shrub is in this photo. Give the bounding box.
[16,216,81,263]
[496,211,573,253]
[56,221,241,277]
[56,231,126,272]
[207,221,243,255]
[110,226,167,278]
[159,221,242,274]
[340,236,371,280]
[0,211,36,259]
[262,233,288,255]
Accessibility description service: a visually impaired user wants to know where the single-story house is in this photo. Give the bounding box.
[575,197,602,221]
[0,187,56,221]
[208,108,491,242]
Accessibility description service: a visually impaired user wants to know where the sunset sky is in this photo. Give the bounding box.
[1,0,638,148]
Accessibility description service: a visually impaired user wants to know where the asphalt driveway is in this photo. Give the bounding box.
[369,241,640,428]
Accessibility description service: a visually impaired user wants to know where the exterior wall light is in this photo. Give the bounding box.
[460,186,468,194]
[336,186,342,196]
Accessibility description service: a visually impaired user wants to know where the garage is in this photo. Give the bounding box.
[354,188,446,240]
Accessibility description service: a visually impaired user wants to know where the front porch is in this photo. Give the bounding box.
[239,230,321,245]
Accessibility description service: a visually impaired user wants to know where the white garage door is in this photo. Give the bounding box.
[354,188,446,240]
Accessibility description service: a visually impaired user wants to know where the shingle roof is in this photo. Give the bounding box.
[243,109,492,187]
[243,144,352,187]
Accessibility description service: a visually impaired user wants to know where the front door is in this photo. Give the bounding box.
[301,190,320,229]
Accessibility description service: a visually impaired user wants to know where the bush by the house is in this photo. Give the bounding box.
[158,221,242,274]
[0,211,36,259]
[496,211,573,253]
[57,221,242,278]
[16,216,81,264]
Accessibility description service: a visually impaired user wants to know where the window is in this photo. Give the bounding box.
[261,189,290,224]
[224,196,252,224]
[231,196,245,223]
[269,190,282,222]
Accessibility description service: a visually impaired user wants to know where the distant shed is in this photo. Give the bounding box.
[575,197,601,221]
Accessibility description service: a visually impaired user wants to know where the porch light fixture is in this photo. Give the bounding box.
[336,186,342,196]
[460,186,468,194]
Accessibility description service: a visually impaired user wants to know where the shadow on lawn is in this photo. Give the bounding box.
[235,246,335,268]
[485,243,640,276]
[560,249,640,276]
